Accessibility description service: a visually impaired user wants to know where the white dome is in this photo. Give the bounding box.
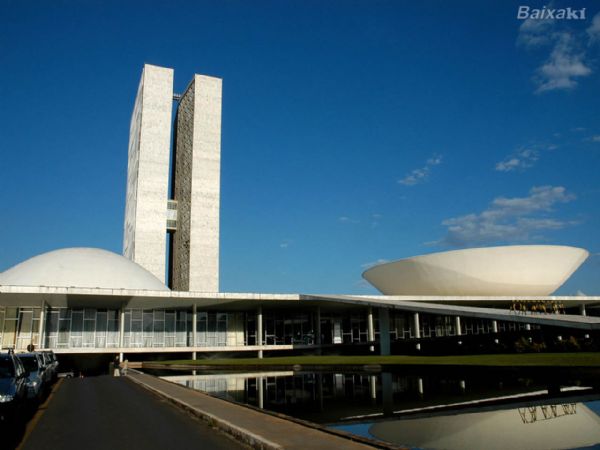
[362,245,589,296]
[0,247,169,291]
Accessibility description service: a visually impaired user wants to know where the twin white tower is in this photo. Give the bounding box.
[123,64,222,292]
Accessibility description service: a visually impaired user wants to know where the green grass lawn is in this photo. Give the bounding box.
[152,353,600,367]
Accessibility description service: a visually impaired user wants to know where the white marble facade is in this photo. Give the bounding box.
[124,65,221,292]
[123,64,173,284]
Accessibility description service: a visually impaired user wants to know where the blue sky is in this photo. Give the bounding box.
[1,0,599,294]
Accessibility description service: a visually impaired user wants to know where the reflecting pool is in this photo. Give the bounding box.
[150,368,600,450]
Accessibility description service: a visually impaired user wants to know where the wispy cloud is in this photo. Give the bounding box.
[518,14,555,48]
[398,154,443,186]
[535,32,591,93]
[517,13,597,93]
[361,259,389,270]
[587,12,600,42]
[495,147,540,172]
[279,239,293,249]
[438,186,577,247]
[338,216,359,224]
[585,135,600,143]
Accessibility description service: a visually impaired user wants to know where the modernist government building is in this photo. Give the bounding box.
[1,64,599,368]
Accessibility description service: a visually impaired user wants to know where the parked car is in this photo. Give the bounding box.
[40,351,58,384]
[17,353,46,401]
[47,351,58,381]
[57,371,74,379]
[0,350,27,422]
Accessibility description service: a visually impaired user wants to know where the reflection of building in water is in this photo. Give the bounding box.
[163,372,387,413]
[162,371,293,404]
[518,403,577,424]
[369,402,600,450]
[163,371,477,422]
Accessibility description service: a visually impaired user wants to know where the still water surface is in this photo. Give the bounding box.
[149,368,600,450]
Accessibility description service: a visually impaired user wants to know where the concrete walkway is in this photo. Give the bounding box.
[127,370,386,450]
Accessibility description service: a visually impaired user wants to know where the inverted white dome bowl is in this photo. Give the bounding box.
[362,245,588,296]
[0,247,169,291]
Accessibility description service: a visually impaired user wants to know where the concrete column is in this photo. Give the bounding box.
[257,306,263,359]
[38,301,46,349]
[580,304,587,316]
[417,377,424,396]
[257,376,264,409]
[413,312,421,339]
[119,306,125,362]
[492,320,499,344]
[370,375,377,401]
[378,308,390,356]
[192,303,197,360]
[315,307,321,345]
[413,312,421,350]
[368,307,375,352]
[455,316,462,336]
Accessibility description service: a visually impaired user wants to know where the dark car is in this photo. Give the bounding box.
[0,351,27,422]
[17,353,46,402]
[41,351,58,384]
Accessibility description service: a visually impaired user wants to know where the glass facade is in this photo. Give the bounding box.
[0,305,530,351]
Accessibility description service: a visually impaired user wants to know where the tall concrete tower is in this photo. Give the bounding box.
[171,75,222,292]
[123,64,221,292]
[123,64,173,284]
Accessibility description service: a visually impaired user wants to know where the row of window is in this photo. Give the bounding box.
[0,307,528,350]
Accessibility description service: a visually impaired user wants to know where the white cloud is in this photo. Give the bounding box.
[427,155,443,166]
[398,154,443,186]
[518,15,555,48]
[587,12,600,42]
[338,216,359,224]
[535,32,591,93]
[439,186,577,247]
[399,169,427,186]
[586,135,600,142]
[495,148,540,172]
[517,15,594,93]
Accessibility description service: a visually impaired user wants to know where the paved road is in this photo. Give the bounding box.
[21,376,246,450]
